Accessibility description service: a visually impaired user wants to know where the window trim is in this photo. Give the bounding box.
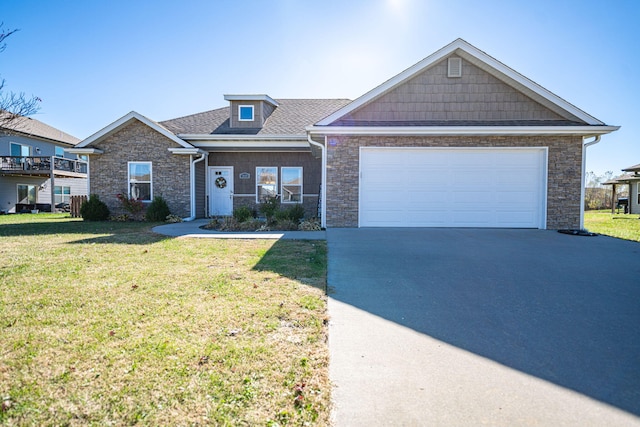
[238,105,254,121]
[256,166,278,203]
[281,167,303,204]
[127,161,153,202]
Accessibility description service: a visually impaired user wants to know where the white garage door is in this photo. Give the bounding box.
[359,147,547,228]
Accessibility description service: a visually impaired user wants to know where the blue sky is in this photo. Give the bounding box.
[2,0,638,176]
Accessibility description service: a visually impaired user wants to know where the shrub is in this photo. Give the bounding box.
[299,218,322,231]
[145,196,171,222]
[80,194,110,221]
[116,193,144,217]
[276,204,305,223]
[233,206,254,223]
[165,214,183,223]
[259,196,280,222]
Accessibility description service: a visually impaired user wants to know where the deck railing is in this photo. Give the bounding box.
[0,156,87,174]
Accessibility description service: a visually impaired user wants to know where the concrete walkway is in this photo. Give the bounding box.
[327,228,640,426]
[152,218,325,240]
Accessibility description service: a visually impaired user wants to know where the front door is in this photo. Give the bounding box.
[209,167,233,216]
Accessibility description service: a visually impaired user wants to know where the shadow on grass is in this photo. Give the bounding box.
[0,219,168,245]
[253,239,327,292]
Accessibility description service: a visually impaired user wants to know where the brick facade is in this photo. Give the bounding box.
[325,135,583,229]
[89,120,191,217]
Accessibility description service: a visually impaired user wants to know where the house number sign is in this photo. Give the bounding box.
[239,172,250,180]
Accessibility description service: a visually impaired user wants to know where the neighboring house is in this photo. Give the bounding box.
[69,39,618,229]
[0,114,88,213]
[602,164,640,214]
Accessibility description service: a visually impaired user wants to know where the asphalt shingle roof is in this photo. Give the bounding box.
[160,99,352,136]
[0,112,80,145]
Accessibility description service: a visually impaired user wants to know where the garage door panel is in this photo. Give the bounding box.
[360,148,546,228]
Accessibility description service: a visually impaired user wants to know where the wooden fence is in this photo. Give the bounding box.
[70,195,87,218]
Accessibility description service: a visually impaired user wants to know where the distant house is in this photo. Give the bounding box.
[0,114,87,213]
[603,163,640,214]
[69,39,618,229]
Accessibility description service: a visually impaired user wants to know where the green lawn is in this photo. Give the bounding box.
[0,214,329,426]
[584,210,640,242]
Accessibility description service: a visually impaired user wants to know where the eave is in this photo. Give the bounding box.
[306,125,620,137]
[65,147,104,154]
[180,134,310,150]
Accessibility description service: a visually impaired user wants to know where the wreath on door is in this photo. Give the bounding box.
[215,177,227,189]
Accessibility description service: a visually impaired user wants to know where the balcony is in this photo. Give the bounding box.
[0,156,87,178]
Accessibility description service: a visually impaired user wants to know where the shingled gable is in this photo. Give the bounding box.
[70,111,200,155]
[309,38,618,135]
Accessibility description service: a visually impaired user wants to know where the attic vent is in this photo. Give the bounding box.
[448,57,462,78]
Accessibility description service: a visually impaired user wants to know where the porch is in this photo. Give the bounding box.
[0,155,87,178]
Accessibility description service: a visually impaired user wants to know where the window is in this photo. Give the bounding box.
[10,142,31,158]
[238,105,254,121]
[55,146,65,157]
[281,167,302,203]
[17,184,36,204]
[128,162,152,201]
[256,167,277,202]
[54,186,71,206]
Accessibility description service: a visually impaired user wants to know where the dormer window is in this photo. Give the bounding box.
[238,105,254,121]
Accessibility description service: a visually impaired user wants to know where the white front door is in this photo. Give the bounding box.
[209,166,233,216]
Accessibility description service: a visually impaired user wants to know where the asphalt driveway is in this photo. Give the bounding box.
[327,228,640,426]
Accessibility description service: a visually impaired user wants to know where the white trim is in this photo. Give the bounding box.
[187,140,310,150]
[76,111,193,149]
[167,147,207,155]
[281,166,303,204]
[179,134,305,141]
[127,161,152,201]
[316,38,605,126]
[224,94,279,107]
[238,105,254,122]
[256,166,278,203]
[307,125,620,136]
[65,147,104,154]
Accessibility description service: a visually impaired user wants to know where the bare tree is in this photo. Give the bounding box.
[0,23,41,131]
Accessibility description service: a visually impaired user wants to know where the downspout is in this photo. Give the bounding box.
[307,133,327,228]
[580,135,601,229]
[183,152,207,221]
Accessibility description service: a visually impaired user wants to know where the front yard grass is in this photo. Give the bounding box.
[584,209,640,242]
[0,214,329,425]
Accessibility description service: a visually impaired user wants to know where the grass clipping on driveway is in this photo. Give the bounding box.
[0,215,329,426]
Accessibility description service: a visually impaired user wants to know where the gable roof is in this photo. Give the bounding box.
[75,111,194,149]
[314,38,609,129]
[161,99,351,137]
[0,111,80,145]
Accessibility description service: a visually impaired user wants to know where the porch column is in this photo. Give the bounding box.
[50,156,56,213]
[611,183,616,214]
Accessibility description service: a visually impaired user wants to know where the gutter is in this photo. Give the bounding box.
[580,135,602,229]
[306,125,620,136]
[307,134,327,228]
[183,152,208,221]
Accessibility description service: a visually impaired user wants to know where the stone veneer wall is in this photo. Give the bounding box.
[325,135,583,229]
[89,120,191,217]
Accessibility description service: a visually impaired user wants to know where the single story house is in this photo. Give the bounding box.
[602,163,640,214]
[69,39,618,229]
[1,113,87,213]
